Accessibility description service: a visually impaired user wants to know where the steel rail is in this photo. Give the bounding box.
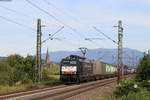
[0,85,67,99]
[0,74,134,100]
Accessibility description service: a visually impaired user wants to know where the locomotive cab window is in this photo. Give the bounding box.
[61,60,77,66]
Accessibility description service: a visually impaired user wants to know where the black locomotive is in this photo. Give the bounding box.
[60,55,92,83]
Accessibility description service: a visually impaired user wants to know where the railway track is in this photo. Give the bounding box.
[0,85,67,100]
[0,75,133,100]
[37,78,117,100]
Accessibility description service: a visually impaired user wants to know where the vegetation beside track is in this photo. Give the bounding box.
[95,55,150,100]
[0,54,62,93]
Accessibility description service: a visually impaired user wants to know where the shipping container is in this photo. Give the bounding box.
[105,64,117,73]
[91,60,106,75]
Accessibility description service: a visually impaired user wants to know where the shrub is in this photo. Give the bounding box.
[6,54,24,68]
[114,78,139,97]
[118,89,150,100]
[0,62,12,85]
[107,89,150,100]
[136,56,150,81]
[23,55,37,82]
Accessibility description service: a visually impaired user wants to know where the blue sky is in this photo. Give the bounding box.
[0,0,150,56]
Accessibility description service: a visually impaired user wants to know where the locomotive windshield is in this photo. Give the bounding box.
[61,60,77,66]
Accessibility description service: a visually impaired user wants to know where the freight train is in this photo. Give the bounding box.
[60,55,135,83]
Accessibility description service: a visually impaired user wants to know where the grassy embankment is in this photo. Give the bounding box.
[95,78,150,100]
[0,64,62,93]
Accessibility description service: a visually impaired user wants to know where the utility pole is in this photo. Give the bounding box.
[93,21,124,84]
[116,20,124,83]
[148,49,150,57]
[36,19,42,83]
[36,20,64,83]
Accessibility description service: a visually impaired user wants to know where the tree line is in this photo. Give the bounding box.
[0,54,47,86]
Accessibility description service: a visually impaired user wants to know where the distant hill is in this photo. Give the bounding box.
[42,48,144,67]
[0,57,7,61]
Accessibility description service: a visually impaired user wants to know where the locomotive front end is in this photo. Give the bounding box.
[60,59,78,83]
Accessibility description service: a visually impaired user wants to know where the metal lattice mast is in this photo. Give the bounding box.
[148,49,150,57]
[117,20,124,83]
[36,19,42,83]
[45,48,50,65]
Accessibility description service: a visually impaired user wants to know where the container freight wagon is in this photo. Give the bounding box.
[91,60,117,80]
[91,60,106,80]
[105,64,117,74]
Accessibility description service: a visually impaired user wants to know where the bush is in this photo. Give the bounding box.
[6,54,24,68]
[0,54,61,89]
[122,89,150,100]
[108,56,150,100]
[107,89,150,100]
[114,78,140,97]
[9,68,30,85]
[136,56,150,81]
[23,55,37,82]
[0,62,12,85]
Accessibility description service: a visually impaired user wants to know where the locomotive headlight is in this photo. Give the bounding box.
[61,66,77,72]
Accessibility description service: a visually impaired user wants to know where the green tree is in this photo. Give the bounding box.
[6,54,24,68]
[0,61,12,85]
[136,56,150,81]
[6,54,28,85]
[23,55,37,82]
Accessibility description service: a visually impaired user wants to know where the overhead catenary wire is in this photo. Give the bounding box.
[85,38,117,61]
[43,0,99,38]
[0,5,33,19]
[27,0,94,45]
[43,0,115,45]
[0,16,35,31]
[50,26,64,37]
[43,0,80,23]
[26,0,107,49]
[93,26,118,45]
[25,0,85,38]
[42,26,64,44]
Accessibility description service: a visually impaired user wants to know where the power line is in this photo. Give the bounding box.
[26,0,104,49]
[93,26,118,45]
[25,0,81,35]
[26,0,91,42]
[43,0,100,39]
[43,0,80,23]
[0,5,32,19]
[44,1,114,42]
[42,26,64,44]
[0,16,35,31]
[50,26,64,37]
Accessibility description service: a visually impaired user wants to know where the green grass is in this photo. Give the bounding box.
[44,64,60,75]
[0,85,26,93]
[41,75,62,86]
[42,64,62,85]
[0,83,36,93]
[0,65,62,93]
[0,75,62,93]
